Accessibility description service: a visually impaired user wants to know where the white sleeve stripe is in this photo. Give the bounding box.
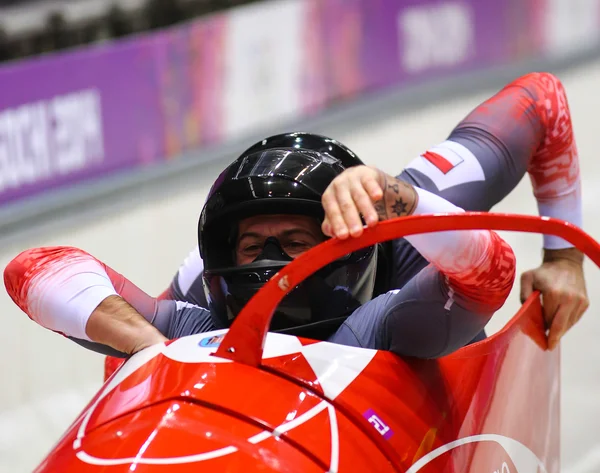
[27,258,117,341]
[412,185,465,216]
[537,185,584,249]
[405,140,486,191]
[405,187,491,274]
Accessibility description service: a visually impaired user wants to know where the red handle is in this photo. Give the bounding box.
[214,212,600,366]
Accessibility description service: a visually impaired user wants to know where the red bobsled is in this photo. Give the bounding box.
[34,213,600,473]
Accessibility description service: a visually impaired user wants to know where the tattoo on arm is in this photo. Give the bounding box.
[390,199,409,216]
[374,199,387,221]
[375,171,417,220]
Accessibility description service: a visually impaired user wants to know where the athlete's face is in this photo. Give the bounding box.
[235,214,325,265]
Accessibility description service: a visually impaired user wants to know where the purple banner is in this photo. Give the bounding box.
[0,38,164,204]
[306,0,516,103]
[0,0,578,208]
[367,0,511,87]
[154,16,227,159]
[0,14,227,207]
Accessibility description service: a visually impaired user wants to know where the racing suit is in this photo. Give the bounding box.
[3,73,581,377]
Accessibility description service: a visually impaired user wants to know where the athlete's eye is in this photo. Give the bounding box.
[243,245,262,254]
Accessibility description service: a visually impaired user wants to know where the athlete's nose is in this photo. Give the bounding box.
[254,237,293,262]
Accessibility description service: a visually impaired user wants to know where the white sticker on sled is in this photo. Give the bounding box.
[406,433,547,473]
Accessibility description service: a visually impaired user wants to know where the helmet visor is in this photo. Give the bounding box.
[234,149,346,195]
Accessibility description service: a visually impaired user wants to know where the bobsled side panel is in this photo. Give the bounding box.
[262,295,559,472]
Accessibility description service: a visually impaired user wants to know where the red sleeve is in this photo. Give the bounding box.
[4,246,160,336]
[406,187,516,312]
[3,246,162,381]
[445,231,516,312]
[458,72,581,239]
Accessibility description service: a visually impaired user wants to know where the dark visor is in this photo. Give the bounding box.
[234,149,346,195]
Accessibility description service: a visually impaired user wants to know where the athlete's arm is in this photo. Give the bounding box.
[329,192,515,358]
[321,166,515,313]
[402,72,580,233]
[330,263,506,358]
[3,247,213,356]
[326,176,515,358]
[85,295,167,355]
[103,246,207,376]
[399,72,586,348]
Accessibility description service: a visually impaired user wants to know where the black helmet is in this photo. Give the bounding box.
[198,132,383,338]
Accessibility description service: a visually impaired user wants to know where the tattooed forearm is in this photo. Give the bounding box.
[375,171,418,220]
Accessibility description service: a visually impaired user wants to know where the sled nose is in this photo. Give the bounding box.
[36,399,327,473]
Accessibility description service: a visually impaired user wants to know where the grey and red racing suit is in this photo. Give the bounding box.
[3,72,581,376]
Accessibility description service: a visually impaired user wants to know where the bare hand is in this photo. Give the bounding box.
[520,248,589,349]
[321,166,418,239]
